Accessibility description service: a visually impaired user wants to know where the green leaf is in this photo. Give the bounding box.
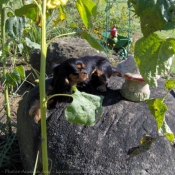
[164,79,175,90]
[25,37,40,49]
[18,43,24,54]
[128,0,175,35]
[81,30,104,51]
[157,38,175,75]
[140,4,167,36]
[14,65,26,80]
[6,70,21,86]
[70,23,78,29]
[65,87,103,126]
[52,5,67,26]
[6,16,26,42]
[4,39,13,54]
[159,120,175,143]
[15,4,38,21]
[126,134,158,161]
[134,33,175,87]
[146,98,168,130]
[76,0,96,28]
[0,0,9,5]
[7,12,13,17]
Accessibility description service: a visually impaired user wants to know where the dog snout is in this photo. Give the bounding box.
[82,71,87,75]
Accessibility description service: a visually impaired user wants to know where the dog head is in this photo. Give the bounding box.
[50,58,88,95]
[66,60,88,86]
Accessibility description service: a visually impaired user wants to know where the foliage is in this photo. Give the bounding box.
[128,0,175,36]
[65,86,103,126]
[128,0,175,156]
[134,33,175,87]
[126,134,160,161]
[76,0,96,28]
[130,0,175,87]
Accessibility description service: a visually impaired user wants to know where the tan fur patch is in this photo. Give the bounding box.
[69,74,79,86]
[79,72,88,81]
[90,68,97,77]
[76,63,85,69]
[69,72,88,86]
[96,69,103,76]
[29,100,41,123]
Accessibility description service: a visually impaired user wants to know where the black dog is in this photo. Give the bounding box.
[77,55,117,92]
[29,58,88,122]
[49,58,88,97]
[29,56,117,123]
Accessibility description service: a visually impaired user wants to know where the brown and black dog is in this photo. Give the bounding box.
[29,55,117,123]
[77,55,117,92]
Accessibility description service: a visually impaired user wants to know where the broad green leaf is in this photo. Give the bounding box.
[134,33,175,87]
[157,38,175,75]
[128,0,175,35]
[83,0,97,18]
[162,22,175,30]
[140,4,167,36]
[159,120,175,142]
[14,66,26,80]
[164,79,175,90]
[146,98,168,130]
[81,31,104,51]
[15,4,38,21]
[76,0,96,28]
[0,0,9,5]
[6,70,21,86]
[25,37,40,49]
[4,39,13,54]
[65,87,103,126]
[6,16,26,42]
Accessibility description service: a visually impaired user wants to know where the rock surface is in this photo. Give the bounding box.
[17,76,175,175]
[29,37,107,76]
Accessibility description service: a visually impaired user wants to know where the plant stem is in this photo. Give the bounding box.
[40,0,49,174]
[47,32,76,46]
[0,4,11,134]
[47,94,72,102]
[162,89,172,102]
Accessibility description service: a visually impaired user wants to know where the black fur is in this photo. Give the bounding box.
[49,56,117,106]
[77,55,117,92]
[49,58,88,104]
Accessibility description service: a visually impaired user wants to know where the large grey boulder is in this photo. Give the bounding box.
[17,76,175,175]
[29,37,107,76]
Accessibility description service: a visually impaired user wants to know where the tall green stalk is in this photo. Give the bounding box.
[0,4,11,133]
[39,0,49,174]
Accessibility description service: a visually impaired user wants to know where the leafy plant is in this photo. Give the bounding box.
[10,0,105,174]
[127,0,175,158]
[65,86,103,126]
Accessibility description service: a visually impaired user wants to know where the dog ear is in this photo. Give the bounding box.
[51,64,72,95]
[49,64,61,88]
